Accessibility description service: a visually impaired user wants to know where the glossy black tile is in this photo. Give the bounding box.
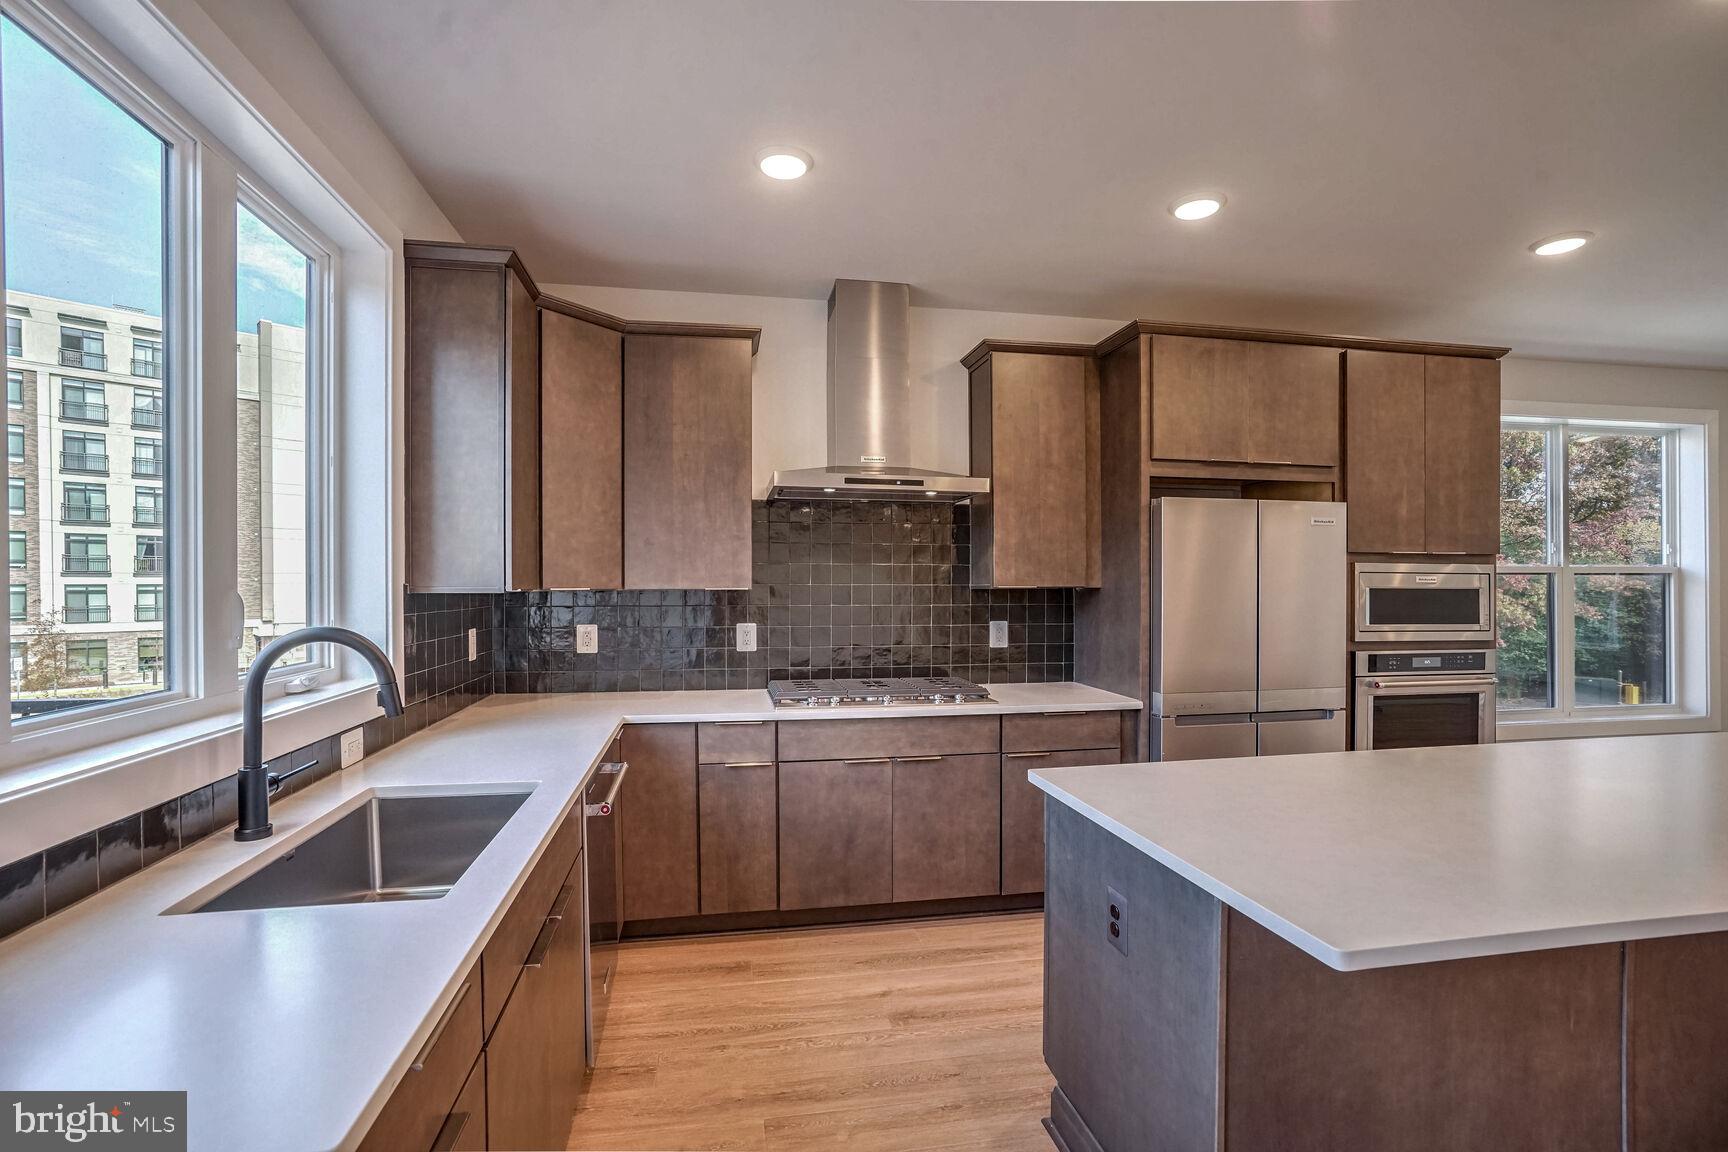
[0,853,44,937]
[140,798,180,866]
[96,814,143,886]
[44,832,98,915]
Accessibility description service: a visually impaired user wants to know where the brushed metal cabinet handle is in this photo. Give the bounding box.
[723,761,773,768]
[525,913,564,969]
[843,758,891,765]
[714,720,766,726]
[1004,752,1051,759]
[896,755,944,763]
[410,981,471,1072]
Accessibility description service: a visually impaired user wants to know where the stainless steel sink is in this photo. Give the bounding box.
[185,789,532,913]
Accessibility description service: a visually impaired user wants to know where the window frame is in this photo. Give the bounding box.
[1497,401,1717,740]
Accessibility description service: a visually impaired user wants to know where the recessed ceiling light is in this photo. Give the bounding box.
[756,147,812,180]
[1530,231,1593,256]
[1170,193,1225,221]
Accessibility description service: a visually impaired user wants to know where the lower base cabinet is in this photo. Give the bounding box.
[698,761,779,914]
[357,962,484,1152]
[779,759,893,909]
[435,1058,486,1152]
[892,753,1001,903]
[1000,747,1120,895]
[487,855,587,1152]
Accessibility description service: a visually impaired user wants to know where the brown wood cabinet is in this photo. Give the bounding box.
[487,869,586,1152]
[891,753,1000,903]
[436,1058,485,1152]
[623,334,754,589]
[1150,335,1340,468]
[540,307,623,588]
[620,723,700,922]
[966,347,1101,588]
[1344,351,1500,555]
[698,761,778,914]
[778,758,893,910]
[356,962,483,1152]
[405,244,540,591]
[1001,746,1119,895]
[480,804,582,1038]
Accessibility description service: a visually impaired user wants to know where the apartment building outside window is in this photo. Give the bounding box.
[8,478,23,515]
[6,370,20,407]
[64,534,109,576]
[63,585,108,625]
[132,436,163,478]
[8,532,23,569]
[59,379,107,423]
[9,585,23,622]
[134,535,164,576]
[136,585,163,623]
[131,387,163,430]
[4,316,19,357]
[137,636,162,684]
[133,487,162,528]
[6,423,20,460]
[61,430,107,474]
[57,323,105,371]
[65,638,106,678]
[63,483,108,525]
[131,336,162,379]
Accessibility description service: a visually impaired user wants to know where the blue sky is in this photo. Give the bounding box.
[2,16,306,333]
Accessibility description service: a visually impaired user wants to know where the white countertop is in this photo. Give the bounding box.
[1031,732,1728,972]
[0,683,1136,1152]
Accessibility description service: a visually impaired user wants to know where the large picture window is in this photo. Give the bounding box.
[1498,416,1700,721]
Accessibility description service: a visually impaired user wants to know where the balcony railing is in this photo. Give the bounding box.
[134,555,165,576]
[62,555,111,576]
[63,606,110,624]
[59,400,109,424]
[133,507,163,528]
[131,359,162,379]
[131,405,164,430]
[62,504,110,525]
[61,452,109,475]
[131,455,163,479]
[135,604,164,622]
[59,349,106,371]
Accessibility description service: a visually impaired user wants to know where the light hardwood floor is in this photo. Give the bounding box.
[566,912,1052,1151]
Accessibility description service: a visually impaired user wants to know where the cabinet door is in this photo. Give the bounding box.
[1000,747,1119,896]
[431,1057,485,1152]
[487,875,585,1152]
[1151,336,1339,466]
[891,753,1000,903]
[1344,350,1427,554]
[505,266,541,590]
[970,352,1099,588]
[620,723,699,922]
[778,759,892,910]
[697,761,778,914]
[623,334,753,589]
[541,309,623,588]
[1424,356,1501,555]
[357,962,483,1152]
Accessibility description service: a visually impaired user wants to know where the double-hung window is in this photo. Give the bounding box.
[1497,409,1713,731]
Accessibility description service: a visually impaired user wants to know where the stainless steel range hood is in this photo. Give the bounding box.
[769,280,988,502]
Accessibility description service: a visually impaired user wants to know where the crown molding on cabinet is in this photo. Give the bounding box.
[1091,319,1510,361]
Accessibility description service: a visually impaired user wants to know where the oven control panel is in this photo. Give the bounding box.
[1357,651,1492,674]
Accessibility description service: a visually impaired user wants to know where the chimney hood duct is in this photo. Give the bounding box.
[769,279,988,502]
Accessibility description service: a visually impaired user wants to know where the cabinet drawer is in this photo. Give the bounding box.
[776,715,1000,762]
[481,809,581,1037]
[1002,710,1122,753]
[1001,747,1120,895]
[433,1055,485,1152]
[697,720,776,764]
[358,962,483,1152]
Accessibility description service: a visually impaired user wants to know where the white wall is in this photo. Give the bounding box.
[544,284,1120,495]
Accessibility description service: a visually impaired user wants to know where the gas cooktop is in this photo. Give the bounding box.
[767,676,994,708]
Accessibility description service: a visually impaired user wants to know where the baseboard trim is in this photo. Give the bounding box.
[1048,1085,1107,1152]
[623,893,1043,939]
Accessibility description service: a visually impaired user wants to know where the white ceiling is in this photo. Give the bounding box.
[289,0,1728,366]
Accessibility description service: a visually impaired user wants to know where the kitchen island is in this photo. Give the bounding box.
[1031,733,1728,1152]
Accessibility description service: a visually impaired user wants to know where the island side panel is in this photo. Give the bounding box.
[1222,911,1622,1152]
[1626,931,1728,1150]
[1043,800,1223,1152]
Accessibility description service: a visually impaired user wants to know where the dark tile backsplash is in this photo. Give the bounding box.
[499,501,1075,692]
[0,591,496,944]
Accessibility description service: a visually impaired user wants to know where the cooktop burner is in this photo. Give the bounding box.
[767,676,993,707]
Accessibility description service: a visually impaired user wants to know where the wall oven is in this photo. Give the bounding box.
[1353,562,1495,643]
[1354,651,1496,750]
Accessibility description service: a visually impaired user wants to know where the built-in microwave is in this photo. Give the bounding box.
[1353,561,1495,643]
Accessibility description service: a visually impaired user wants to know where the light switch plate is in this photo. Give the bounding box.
[576,624,599,654]
[467,628,477,662]
[736,622,757,652]
[340,728,364,768]
[989,620,1009,648]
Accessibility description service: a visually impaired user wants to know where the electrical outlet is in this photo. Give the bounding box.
[576,624,599,654]
[340,728,365,768]
[1106,885,1128,956]
[736,622,757,652]
[467,628,478,662]
[989,620,1009,648]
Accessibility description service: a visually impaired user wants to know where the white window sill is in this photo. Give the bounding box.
[0,678,391,864]
[1496,712,1718,742]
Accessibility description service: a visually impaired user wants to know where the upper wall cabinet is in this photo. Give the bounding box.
[406,243,540,592]
[965,344,1101,588]
[1150,335,1340,468]
[623,333,755,589]
[1345,350,1501,555]
[540,306,624,589]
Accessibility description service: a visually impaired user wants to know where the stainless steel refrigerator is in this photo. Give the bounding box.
[1150,497,1348,761]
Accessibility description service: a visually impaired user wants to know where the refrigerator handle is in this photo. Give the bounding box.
[1170,713,1255,726]
[1250,709,1337,723]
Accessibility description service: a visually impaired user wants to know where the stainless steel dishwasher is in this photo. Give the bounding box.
[583,758,627,1067]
